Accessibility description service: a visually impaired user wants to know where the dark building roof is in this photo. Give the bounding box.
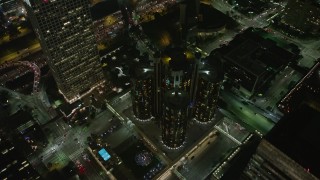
[162,47,194,72]
[216,28,297,93]
[141,10,181,48]
[221,135,261,180]
[266,103,320,178]
[279,61,320,113]
[90,0,119,20]
[198,4,227,30]
[224,36,293,76]
[0,133,41,180]
[134,65,153,79]
[58,100,82,116]
[199,52,224,83]
[281,0,320,35]
[167,48,189,71]
[198,69,218,82]
[164,90,189,110]
[2,110,33,130]
[230,0,268,15]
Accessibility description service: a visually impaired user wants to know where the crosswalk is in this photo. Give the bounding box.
[68,147,84,161]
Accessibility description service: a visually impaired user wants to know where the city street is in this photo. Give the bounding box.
[0,86,52,125]
[188,0,320,136]
[1,0,319,179]
[178,134,237,180]
[105,87,258,180]
[220,91,274,135]
[26,105,128,179]
[77,150,109,180]
[209,0,319,70]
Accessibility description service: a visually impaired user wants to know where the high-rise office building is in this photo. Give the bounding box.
[0,131,42,180]
[279,61,320,114]
[162,90,189,149]
[23,0,104,103]
[153,48,194,120]
[153,52,163,118]
[160,48,195,102]
[179,0,200,24]
[150,48,223,149]
[281,0,320,36]
[155,48,193,149]
[241,104,320,179]
[0,110,48,156]
[130,46,223,149]
[193,53,223,123]
[242,139,318,180]
[131,65,153,121]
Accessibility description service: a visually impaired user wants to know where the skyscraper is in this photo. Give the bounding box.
[145,47,223,149]
[157,48,194,148]
[153,52,162,119]
[241,104,320,179]
[131,65,153,121]
[23,0,104,103]
[0,131,42,180]
[193,53,223,123]
[160,48,194,103]
[162,90,189,149]
[153,48,195,120]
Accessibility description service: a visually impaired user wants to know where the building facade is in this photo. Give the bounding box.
[23,0,104,103]
[242,139,318,180]
[193,53,223,123]
[0,132,41,180]
[130,47,223,149]
[153,48,223,148]
[241,103,320,179]
[194,71,221,123]
[162,90,189,149]
[131,65,153,121]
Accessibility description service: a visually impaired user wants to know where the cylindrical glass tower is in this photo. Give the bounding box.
[131,66,153,121]
[162,90,189,149]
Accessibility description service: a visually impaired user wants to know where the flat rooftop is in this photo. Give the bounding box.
[2,110,33,129]
[198,4,237,30]
[223,29,296,76]
[279,61,320,113]
[90,0,119,20]
[281,0,320,35]
[225,39,265,76]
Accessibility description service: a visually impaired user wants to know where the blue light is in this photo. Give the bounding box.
[188,101,195,108]
[166,79,170,85]
[98,148,111,161]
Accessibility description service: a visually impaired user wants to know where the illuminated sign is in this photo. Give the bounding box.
[98,148,111,161]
